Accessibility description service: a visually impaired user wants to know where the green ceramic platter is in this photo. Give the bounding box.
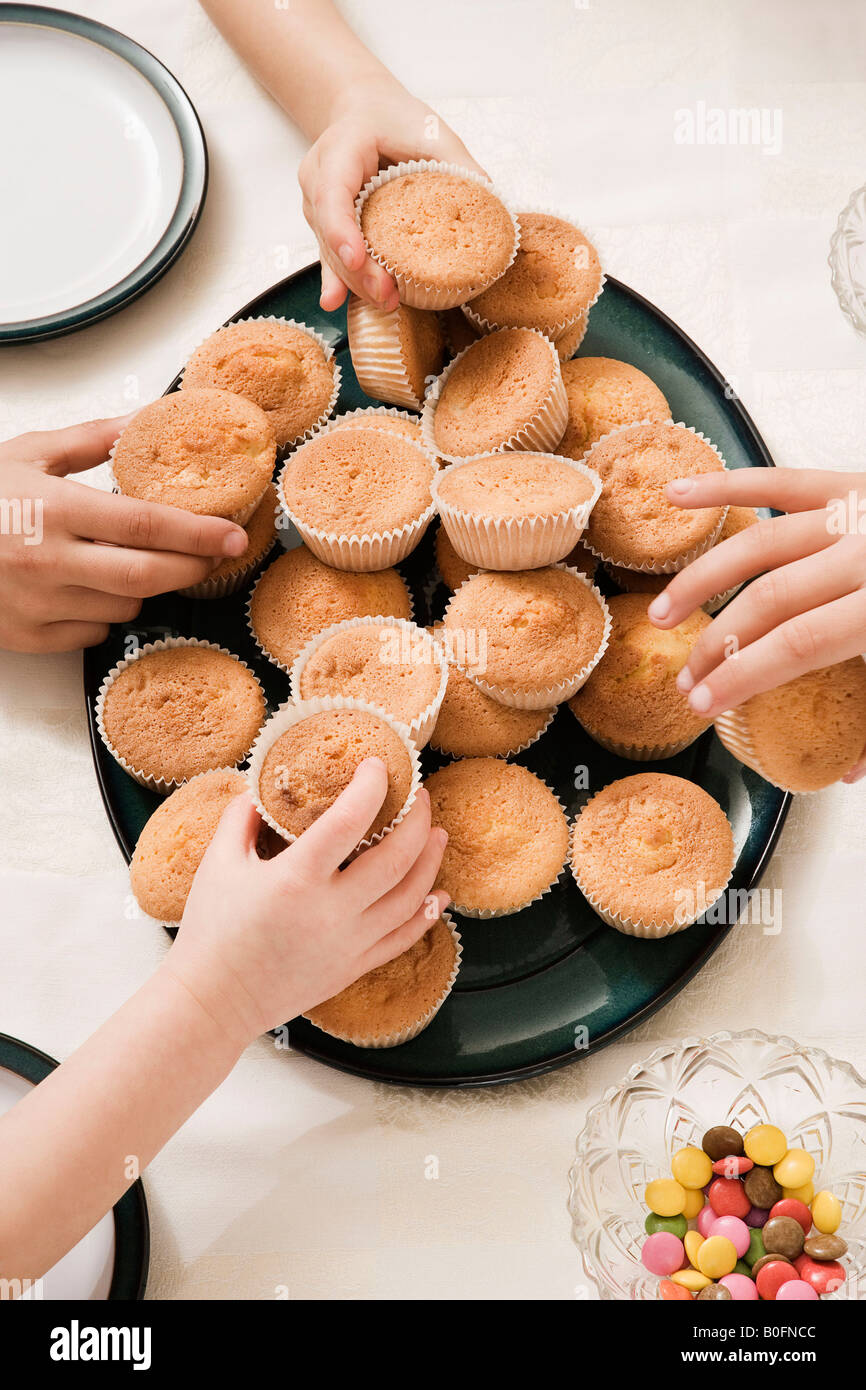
[83,265,790,1088]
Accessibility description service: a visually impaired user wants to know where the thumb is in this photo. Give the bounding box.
[12,412,138,477]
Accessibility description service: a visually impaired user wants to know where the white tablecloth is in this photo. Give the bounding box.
[1,0,865,1300]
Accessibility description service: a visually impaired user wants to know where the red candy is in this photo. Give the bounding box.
[708,1177,751,1219]
[769,1198,813,1237]
[711,1156,754,1178]
[660,1278,693,1300]
[794,1254,846,1296]
[756,1260,798,1300]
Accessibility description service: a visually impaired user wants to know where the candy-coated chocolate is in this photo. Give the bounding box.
[745,1205,769,1228]
[772,1148,815,1190]
[734,1260,753,1278]
[719,1273,759,1301]
[745,1229,765,1267]
[751,1253,792,1277]
[708,1177,751,1219]
[793,1253,846,1295]
[804,1233,847,1261]
[641,1231,685,1276]
[645,1178,687,1217]
[775,1279,819,1301]
[711,1156,753,1178]
[696,1283,732,1300]
[660,1277,693,1301]
[783,1180,814,1205]
[811,1190,842,1235]
[671,1269,713,1291]
[768,1198,812,1237]
[696,1203,717,1238]
[645,1212,687,1238]
[702,1125,744,1161]
[762,1215,805,1260]
[682,1187,705,1219]
[672,1146,713,1190]
[743,1166,783,1209]
[744,1124,788,1167]
[755,1260,798,1300]
[684,1230,704,1269]
[696,1235,738,1279]
[709,1215,750,1257]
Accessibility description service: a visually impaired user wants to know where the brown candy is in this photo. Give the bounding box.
[744,1165,783,1209]
[696,1282,732,1300]
[751,1253,792,1277]
[702,1125,744,1161]
[762,1215,805,1260]
[804,1234,847,1261]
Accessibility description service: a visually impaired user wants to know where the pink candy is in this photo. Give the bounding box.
[776,1279,819,1302]
[709,1215,750,1257]
[696,1204,717,1237]
[720,1273,759,1301]
[641,1231,685,1276]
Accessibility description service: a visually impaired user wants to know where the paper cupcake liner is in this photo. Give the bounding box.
[554,311,589,361]
[276,423,437,572]
[94,637,267,794]
[569,709,707,763]
[431,452,602,570]
[430,705,556,761]
[449,780,571,918]
[178,314,342,454]
[704,581,744,614]
[355,159,521,310]
[444,562,612,710]
[245,694,422,851]
[177,536,277,600]
[569,818,735,939]
[301,911,463,1048]
[346,296,429,411]
[289,616,448,750]
[421,327,568,466]
[582,420,730,574]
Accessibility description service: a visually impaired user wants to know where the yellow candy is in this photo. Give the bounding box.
[811,1190,842,1234]
[671,1146,713,1190]
[696,1235,738,1279]
[783,1181,814,1205]
[684,1230,705,1269]
[672,1269,713,1291]
[645,1178,687,1217]
[682,1188,705,1219]
[773,1148,815,1189]
[744,1123,788,1167]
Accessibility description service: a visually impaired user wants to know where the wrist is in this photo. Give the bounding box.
[152,959,252,1066]
[326,70,408,125]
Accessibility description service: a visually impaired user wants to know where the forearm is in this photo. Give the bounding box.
[200,0,404,139]
[0,966,243,1283]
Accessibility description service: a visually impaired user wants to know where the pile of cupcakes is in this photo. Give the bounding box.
[96,159,866,1048]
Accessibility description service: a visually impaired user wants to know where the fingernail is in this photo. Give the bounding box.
[338,243,354,268]
[363,274,382,301]
[357,756,385,775]
[417,787,430,804]
[689,683,713,713]
[667,478,694,498]
[221,529,248,557]
[677,667,695,693]
[648,594,671,621]
[436,829,448,848]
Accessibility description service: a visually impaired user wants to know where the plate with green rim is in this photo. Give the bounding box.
[0,1032,149,1298]
[83,265,791,1088]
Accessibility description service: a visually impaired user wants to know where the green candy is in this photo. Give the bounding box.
[734,1259,754,1278]
[745,1229,766,1268]
[644,1212,687,1238]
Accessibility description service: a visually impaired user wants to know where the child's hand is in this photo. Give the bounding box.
[163,759,450,1049]
[0,417,248,653]
[299,79,486,313]
[648,469,866,724]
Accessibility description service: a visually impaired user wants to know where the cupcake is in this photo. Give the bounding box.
[110,388,276,524]
[583,421,727,573]
[303,913,461,1047]
[433,450,601,570]
[714,660,866,792]
[291,617,448,748]
[571,772,735,937]
[605,507,761,607]
[443,565,610,709]
[327,406,424,445]
[603,563,669,596]
[428,626,554,759]
[178,482,278,599]
[563,540,598,581]
[356,160,519,310]
[435,525,479,592]
[346,296,447,410]
[181,318,339,449]
[130,769,248,923]
[557,357,671,461]
[247,700,419,847]
[568,594,713,758]
[96,639,266,792]
[425,758,569,917]
[553,314,590,362]
[248,544,412,672]
[440,306,480,356]
[278,425,436,570]
[463,211,603,347]
[423,327,568,463]
[704,505,761,611]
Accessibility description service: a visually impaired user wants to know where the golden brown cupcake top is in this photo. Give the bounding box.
[443,567,607,692]
[571,772,734,927]
[437,452,596,519]
[305,916,457,1041]
[112,388,276,519]
[432,328,559,458]
[249,545,411,670]
[295,621,444,729]
[427,626,552,758]
[328,409,423,444]
[467,212,602,332]
[734,660,866,792]
[569,594,712,749]
[435,526,478,592]
[360,170,515,292]
[181,320,336,449]
[101,645,265,784]
[718,505,760,542]
[426,758,569,914]
[558,357,670,460]
[584,422,726,568]
[205,482,277,583]
[281,428,434,536]
[130,769,248,922]
[257,708,413,841]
